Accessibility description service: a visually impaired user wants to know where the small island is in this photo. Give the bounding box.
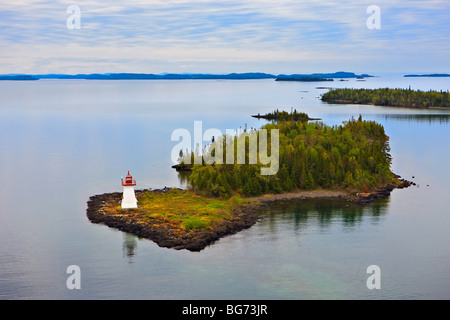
[404,74,450,77]
[275,77,333,82]
[87,188,263,251]
[87,111,411,251]
[0,75,38,81]
[321,87,450,109]
[276,72,372,80]
[251,109,321,121]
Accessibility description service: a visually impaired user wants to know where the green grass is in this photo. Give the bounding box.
[121,188,251,230]
[168,215,211,230]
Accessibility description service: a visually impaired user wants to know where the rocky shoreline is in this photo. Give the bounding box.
[86,180,411,252]
[86,188,263,251]
[348,177,412,205]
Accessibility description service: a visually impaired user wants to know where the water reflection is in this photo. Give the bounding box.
[377,114,450,124]
[177,171,191,186]
[122,233,137,263]
[259,198,390,232]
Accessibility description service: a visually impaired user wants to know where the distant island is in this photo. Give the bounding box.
[0,75,38,81]
[404,74,450,77]
[0,72,275,80]
[0,71,373,81]
[276,77,333,82]
[321,87,450,109]
[251,109,321,121]
[38,72,277,80]
[276,72,372,80]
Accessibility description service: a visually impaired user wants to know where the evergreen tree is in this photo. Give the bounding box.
[179,111,397,197]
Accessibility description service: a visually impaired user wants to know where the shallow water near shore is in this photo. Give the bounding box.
[0,74,449,299]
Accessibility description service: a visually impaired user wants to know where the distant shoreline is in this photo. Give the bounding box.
[404,74,450,78]
[275,77,333,82]
[0,71,373,81]
[0,75,38,81]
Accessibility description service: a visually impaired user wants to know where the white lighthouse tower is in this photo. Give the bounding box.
[121,171,138,209]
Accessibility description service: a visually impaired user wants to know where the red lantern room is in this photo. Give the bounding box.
[122,171,136,186]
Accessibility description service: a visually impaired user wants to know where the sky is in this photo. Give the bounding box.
[0,0,449,75]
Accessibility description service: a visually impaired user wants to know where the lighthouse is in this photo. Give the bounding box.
[121,171,138,209]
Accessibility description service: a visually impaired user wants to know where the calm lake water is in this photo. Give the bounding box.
[0,75,449,299]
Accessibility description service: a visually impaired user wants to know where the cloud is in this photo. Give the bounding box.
[0,0,449,74]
